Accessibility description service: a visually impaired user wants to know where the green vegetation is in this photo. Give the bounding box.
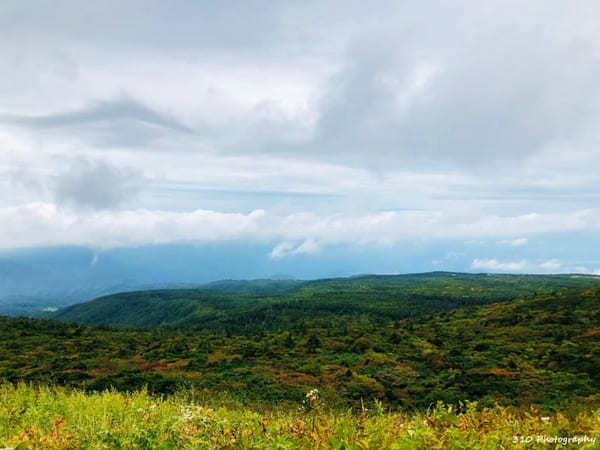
[2,279,600,411]
[3,273,600,447]
[51,272,600,331]
[1,384,599,449]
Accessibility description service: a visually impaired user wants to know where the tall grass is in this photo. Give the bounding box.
[1,384,598,449]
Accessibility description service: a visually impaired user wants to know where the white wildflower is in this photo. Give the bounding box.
[306,389,320,403]
[180,406,195,422]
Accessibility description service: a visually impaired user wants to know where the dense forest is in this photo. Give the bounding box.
[51,272,600,331]
[2,273,600,414]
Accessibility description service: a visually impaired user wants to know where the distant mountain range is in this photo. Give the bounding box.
[4,241,599,318]
[0,245,305,316]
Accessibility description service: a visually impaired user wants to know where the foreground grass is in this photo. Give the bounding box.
[1,385,599,449]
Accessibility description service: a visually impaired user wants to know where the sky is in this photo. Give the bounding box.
[2,0,600,284]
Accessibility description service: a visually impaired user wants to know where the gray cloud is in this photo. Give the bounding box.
[3,98,190,132]
[1,98,193,148]
[275,2,600,170]
[2,1,598,170]
[0,2,310,71]
[54,159,141,210]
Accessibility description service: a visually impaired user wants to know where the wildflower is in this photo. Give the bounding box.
[306,389,319,403]
[180,406,195,422]
[301,388,323,413]
[541,417,550,423]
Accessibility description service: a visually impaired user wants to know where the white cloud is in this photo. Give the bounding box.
[294,238,320,255]
[470,258,596,274]
[499,237,528,247]
[269,239,320,259]
[0,203,267,248]
[471,258,528,272]
[539,259,562,271]
[269,242,296,260]
[3,202,600,250]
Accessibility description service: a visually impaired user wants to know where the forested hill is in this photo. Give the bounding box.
[2,284,600,410]
[51,272,600,331]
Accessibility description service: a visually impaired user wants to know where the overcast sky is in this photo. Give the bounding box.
[2,0,600,275]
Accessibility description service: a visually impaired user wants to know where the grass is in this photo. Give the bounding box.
[1,384,599,449]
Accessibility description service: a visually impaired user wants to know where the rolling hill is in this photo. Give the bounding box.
[51,272,600,331]
[2,276,600,411]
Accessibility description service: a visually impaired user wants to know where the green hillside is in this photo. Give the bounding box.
[3,282,600,411]
[51,272,600,331]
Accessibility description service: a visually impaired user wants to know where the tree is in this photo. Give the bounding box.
[284,333,295,348]
[306,335,321,353]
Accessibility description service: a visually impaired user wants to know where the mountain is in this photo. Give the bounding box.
[52,272,600,330]
[5,240,573,316]
[0,244,305,316]
[0,246,209,316]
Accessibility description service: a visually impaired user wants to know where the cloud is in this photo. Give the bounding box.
[1,98,190,132]
[1,97,194,149]
[2,2,599,170]
[2,203,600,250]
[284,1,600,172]
[539,259,562,271]
[471,258,528,272]
[0,203,268,248]
[471,258,584,274]
[499,237,528,247]
[54,159,141,210]
[0,0,599,275]
[269,242,296,259]
[269,239,320,259]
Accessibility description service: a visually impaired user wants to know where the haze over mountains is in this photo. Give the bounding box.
[3,238,600,317]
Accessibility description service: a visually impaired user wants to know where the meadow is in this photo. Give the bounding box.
[2,384,599,449]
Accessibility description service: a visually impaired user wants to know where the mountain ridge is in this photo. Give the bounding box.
[51,272,600,331]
